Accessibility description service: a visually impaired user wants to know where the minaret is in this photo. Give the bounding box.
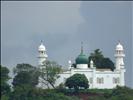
[38,41,48,68]
[37,41,48,89]
[68,60,72,70]
[114,42,125,70]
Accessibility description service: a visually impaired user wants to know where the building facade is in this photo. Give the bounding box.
[38,41,126,89]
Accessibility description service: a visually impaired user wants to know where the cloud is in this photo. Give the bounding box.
[1,1,83,67]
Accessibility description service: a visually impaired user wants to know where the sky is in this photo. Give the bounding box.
[1,1,133,88]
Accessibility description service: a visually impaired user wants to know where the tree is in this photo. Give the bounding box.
[71,63,76,68]
[40,60,62,89]
[65,74,89,92]
[101,58,115,71]
[89,49,104,67]
[12,63,39,88]
[9,85,33,100]
[10,87,80,100]
[13,63,36,74]
[1,65,11,100]
[1,65,11,95]
[89,49,115,70]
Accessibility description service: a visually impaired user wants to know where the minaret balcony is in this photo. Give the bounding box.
[114,54,125,57]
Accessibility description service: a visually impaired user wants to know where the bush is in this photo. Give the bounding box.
[89,95,106,100]
[9,86,80,100]
[107,86,133,100]
[65,74,89,92]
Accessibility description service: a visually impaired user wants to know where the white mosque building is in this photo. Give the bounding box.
[37,41,126,89]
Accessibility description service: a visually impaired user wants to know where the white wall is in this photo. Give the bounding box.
[55,68,124,89]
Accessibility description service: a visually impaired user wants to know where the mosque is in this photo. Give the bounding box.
[37,41,126,89]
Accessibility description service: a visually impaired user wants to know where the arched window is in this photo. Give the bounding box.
[97,77,104,84]
[113,77,120,84]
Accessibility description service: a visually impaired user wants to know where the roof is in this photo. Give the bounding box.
[38,42,46,51]
[75,52,88,64]
[116,42,123,50]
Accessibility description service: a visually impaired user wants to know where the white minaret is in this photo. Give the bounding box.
[38,41,48,68]
[114,42,125,70]
[68,60,72,70]
[37,41,48,89]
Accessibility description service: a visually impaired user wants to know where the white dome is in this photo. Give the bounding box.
[116,42,123,50]
[68,60,72,64]
[38,43,46,51]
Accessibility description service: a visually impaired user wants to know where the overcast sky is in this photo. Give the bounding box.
[1,1,133,88]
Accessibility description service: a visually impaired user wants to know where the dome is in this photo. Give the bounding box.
[75,53,88,64]
[116,42,123,50]
[38,43,46,51]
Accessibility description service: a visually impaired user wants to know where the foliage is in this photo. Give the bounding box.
[71,63,76,68]
[89,49,115,70]
[107,86,133,100]
[89,95,106,100]
[1,65,11,96]
[13,63,36,74]
[9,86,79,100]
[89,49,104,67]
[88,86,133,100]
[1,95,9,100]
[12,63,39,88]
[65,74,89,92]
[101,58,115,71]
[9,85,33,100]
[40,60,62,89]
[56,83,66,90]
[42,92,79,100]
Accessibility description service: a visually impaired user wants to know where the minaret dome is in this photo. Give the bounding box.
[116,42,123,51]
[38,41,46,51]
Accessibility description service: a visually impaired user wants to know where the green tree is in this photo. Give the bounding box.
[12,63,39,88]
[102,86,133,100]
[40,60,62,89]
[71,63,76,68]
[1,65,11,99]
[109,86,133,100]
[65,74,89,92]
[10,85,80,100]
[1,65,11,95]
[89,49,115,70]
[13,63,36,74]
[9,85,33,100]
[89,49,104,67]
[101,58,115,71]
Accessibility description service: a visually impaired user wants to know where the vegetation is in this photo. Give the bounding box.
[12,63,39,88]
[40,60,62,89]
[65,73,89,92]
[89,49,115,70]
[9,87,80,100]
[1,64,133,100]
[89,86,133,100]
[1,65,11,100]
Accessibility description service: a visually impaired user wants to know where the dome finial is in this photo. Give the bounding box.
[118,40,121,44]
[81,41,83,54]
[41,40,43,44]
[116,40,123,50]
[38,40,46,51]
